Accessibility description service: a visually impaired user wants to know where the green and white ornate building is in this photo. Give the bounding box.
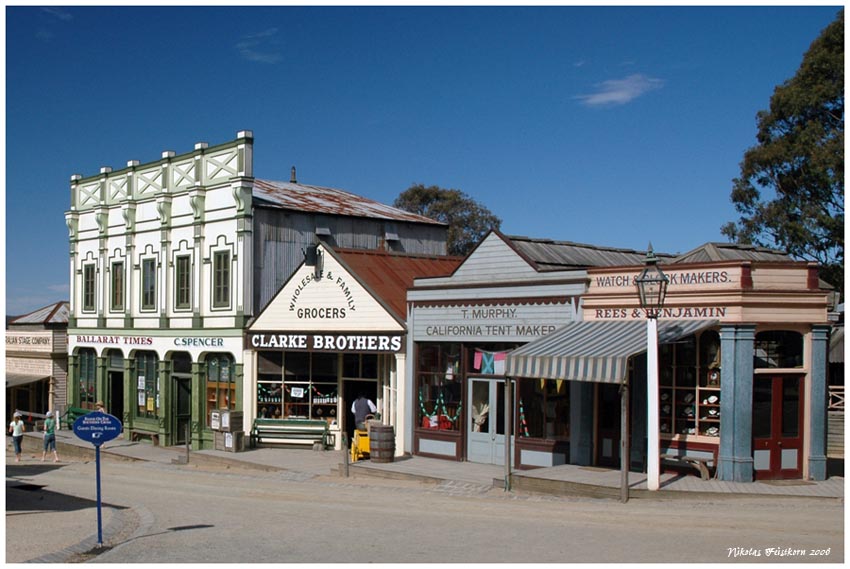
[65,132,446,448]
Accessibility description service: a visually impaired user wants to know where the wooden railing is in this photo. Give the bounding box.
[828,386,844,412]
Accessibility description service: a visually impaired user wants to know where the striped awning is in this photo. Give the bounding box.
[5,373,50,388]
[505,320,718,384]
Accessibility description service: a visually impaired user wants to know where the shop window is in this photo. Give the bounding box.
[174,255,191,310]
[343,354,378,379]
[517,378,569,440]
[110,261,124,312]
[82,264,96,312]
[141,259,157,311]
[212,250,230,308]
[754,331,803,369]
[206,354,235,427]
[256,352,339,423]
[78,348,97,409]
[416,343,462,432]
[135,351,159,419]
[658,331,720,439]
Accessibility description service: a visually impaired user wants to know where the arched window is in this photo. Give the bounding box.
[78,348,97,409]
[754,331,804,369]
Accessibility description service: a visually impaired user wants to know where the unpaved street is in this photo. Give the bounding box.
[7,456,844,563]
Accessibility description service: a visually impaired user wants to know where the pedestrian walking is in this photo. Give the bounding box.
[351,394,377,430]
[9,412,25,462]
[41,411,60,463]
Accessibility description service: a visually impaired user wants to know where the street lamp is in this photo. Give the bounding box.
[635,243,669,491]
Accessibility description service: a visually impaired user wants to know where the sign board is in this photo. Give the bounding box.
[73,412,122,446]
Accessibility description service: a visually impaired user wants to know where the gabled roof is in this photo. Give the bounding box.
[252,179,445,226]
[334,248,462,320]
[672,242,792,264]
[504,233,670,271]
[8,301,70,327]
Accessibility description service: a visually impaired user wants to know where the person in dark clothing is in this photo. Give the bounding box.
[351,394,377,430]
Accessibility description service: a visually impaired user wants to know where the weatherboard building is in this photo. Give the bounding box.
[65,132,448,449]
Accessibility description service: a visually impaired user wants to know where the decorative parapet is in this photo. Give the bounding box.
[67,132,254,212]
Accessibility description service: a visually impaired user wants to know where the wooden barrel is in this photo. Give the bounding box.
[369,424,395,463]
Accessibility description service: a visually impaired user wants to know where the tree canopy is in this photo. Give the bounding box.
[722,10,844,296]
[394,184,502,256]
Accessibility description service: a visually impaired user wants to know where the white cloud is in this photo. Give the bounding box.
[236,28,283,64]
[41,7,73,21]
[576,73,664,107]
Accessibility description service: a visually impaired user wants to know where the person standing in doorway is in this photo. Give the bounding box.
[95,401,107,413]
[9,412,25,462]
[41,411,60,463]
[351,394,377,431]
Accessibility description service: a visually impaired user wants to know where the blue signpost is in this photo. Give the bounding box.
[72,412,122,547]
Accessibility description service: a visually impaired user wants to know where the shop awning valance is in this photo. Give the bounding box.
[505,319,718,384]
[5,373,50,388]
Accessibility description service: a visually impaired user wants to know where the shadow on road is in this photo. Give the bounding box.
[6,477,128,514]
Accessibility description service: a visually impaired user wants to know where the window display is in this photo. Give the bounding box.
[256,351,339,422]
[659,331,721,439]
[518,378,569,440]
[416,343,462,431]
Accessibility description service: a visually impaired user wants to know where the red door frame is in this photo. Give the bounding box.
[752,375,804,480]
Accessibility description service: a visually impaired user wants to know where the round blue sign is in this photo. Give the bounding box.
[73,412,123,446]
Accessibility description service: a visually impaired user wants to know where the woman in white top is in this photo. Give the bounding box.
[8,412,26,462]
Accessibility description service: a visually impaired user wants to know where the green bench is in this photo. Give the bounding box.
[62,406,92,429]
[250,418,333,449]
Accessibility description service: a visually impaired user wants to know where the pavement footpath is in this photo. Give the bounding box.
[6,428,844,563]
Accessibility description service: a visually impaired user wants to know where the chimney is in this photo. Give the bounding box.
[290,166,297,184]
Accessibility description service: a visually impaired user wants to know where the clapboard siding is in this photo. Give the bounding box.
[827,412,843,458]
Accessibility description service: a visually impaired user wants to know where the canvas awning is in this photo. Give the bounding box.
[5,373,50,388]
[505,319,718,384]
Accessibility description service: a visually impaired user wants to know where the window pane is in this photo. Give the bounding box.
[752,381,772,438]
[175,256,190,309]
[781,378,800,437]
[213,251,230,307]
[142,259,156,309]
[111,262,124,310]
[83,265,96,311]
[754,331,804,369]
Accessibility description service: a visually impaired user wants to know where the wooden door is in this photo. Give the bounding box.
[752,376,804,480]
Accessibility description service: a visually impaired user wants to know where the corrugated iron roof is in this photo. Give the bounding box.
[334,248,462,320]
[672,242,792,264]
[504,234,670,270]
[8,301,70,326]
[253,179,445,226]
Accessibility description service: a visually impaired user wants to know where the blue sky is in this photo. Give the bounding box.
[4,5,841,315]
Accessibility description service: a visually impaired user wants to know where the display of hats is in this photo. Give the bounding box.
[683,393,695,404]
[661,392,670,401]
[682,405,695,417]
[660,423,670,433]
[708,395,718,404]
[708,408,719,417]
[662,404,671,415]
[705,426,719,436]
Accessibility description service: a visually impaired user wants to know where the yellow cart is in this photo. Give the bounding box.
[350,414,375,462]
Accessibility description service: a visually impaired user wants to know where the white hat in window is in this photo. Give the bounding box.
[683,392,695,404]
[707,395,718,404]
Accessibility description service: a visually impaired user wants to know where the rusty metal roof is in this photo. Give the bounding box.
[672,242,792,264]
[334,248,462,320]
[8,301,70,326]
[505,234,670,270]
[253,179,445,226]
